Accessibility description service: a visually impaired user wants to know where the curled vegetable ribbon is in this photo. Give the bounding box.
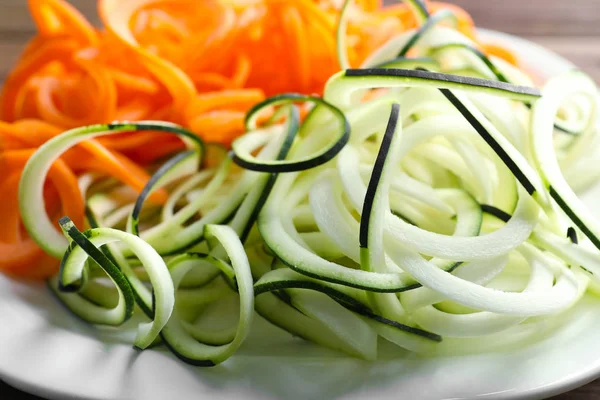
[0,0,515,279]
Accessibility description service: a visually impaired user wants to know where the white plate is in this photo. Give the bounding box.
[2,30,600,400]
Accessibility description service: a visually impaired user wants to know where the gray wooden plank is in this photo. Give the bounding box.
[442,0,600,36]
[0,41,25,82]
[526,36,600,82]
[0,0,98,30]
[0,0,597,36]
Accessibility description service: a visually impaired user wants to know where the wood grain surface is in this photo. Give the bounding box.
[0,1,599,399]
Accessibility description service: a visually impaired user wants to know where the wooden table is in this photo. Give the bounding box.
[0,1,599,399]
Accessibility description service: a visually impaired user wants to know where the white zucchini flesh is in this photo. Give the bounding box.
[19,122,201,257]
[410,254,554,337]
[532,72,600,250]
[337,144,539,261]
[58,222,174,349]
[386,241,579,316]
[160,225,254,366]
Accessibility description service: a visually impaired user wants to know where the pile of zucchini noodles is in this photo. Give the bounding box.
[18,0,600,365]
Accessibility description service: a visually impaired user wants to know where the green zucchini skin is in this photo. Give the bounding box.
[439,89,536,195]
[19,121,203,258]
[57,217,135,326]
[429,43,509,83]
[373,56,440,71]
[404,0,431,25]
[481,204,512,223]
[359,103,401,248]
[397,9,457,57]
[567,227,578,244]
[129,150,198,236]
[233,94,350,173]
[550,186,600,250]
[235,105,300,243]
[343,68,541,100]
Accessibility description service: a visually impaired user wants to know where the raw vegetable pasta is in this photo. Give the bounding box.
[1,0,503,278]
[13,0,600,366]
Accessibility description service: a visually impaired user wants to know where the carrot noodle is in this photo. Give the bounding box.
[0,0,517,278]
[1,0,505,139]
